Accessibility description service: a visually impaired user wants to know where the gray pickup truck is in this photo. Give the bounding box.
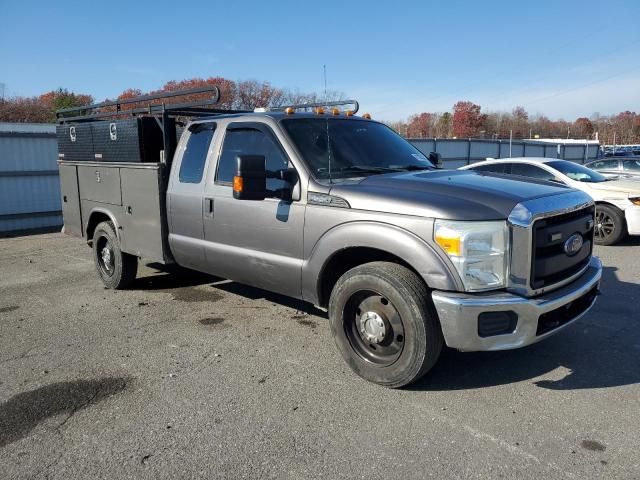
[57,89,602,387]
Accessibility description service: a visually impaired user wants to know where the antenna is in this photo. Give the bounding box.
[323,64,327,100]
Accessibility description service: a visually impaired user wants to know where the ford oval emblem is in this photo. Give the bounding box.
[564,233,583,256]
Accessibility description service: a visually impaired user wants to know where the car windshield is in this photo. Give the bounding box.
[547,160,608,183]
[281,118,435,180]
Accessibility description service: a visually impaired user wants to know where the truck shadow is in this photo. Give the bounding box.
[133,264,638,391]
[130,264,221,291]
[209,280,326,316]
[411,265,640,391]
[600,235,640,248]
[133,263,325,316]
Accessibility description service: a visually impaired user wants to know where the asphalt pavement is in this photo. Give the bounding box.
[1,232,639,479]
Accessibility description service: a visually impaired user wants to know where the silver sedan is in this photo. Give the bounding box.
[584,157,640,179]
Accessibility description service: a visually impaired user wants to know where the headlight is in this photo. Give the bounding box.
[434,220,509,292]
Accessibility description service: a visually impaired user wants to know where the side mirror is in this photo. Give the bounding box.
[233,155,267,200]
[429,152,443,168]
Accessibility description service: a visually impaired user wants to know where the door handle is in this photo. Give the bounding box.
[204,197,214,217]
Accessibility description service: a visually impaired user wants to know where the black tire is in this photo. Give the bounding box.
[328,261,443,388]
[594,204,627,246]
[92,221,138,289]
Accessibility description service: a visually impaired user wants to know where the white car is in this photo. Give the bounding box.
[461,157,640,245]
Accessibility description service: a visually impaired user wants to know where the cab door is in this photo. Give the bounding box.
[167,123,216,269]
[201,121,305,298]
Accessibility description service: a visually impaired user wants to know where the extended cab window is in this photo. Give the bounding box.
[509,163,556,181]
[217,127,289,190]
[179,124,215,183]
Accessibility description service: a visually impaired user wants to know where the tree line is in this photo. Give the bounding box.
[1,78,639,145]
[390,101,640,145]
[0,77,340,123]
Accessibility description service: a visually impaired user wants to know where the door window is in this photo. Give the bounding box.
[179,124,216,183]
[509,163,556,181]
[217,127,290,190]
[591,160,619,170]
[623,160,640,171]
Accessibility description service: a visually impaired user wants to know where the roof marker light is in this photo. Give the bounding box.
[362,113,371,119]
[331,108,340,116]
[285,107,295,115]
[345,110,354,116]
[315,107,325,115]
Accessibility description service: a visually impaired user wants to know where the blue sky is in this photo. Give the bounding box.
[1,0,639,121]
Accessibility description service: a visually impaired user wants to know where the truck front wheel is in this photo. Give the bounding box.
[328,261,443,388]
[92,221,138,289]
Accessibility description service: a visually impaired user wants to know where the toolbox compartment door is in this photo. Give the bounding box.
[77,165,122,205]
[119,166,165,262]
[58,163,83,237]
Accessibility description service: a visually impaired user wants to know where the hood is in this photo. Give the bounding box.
[584,178,640,196]
[329,170,574,220]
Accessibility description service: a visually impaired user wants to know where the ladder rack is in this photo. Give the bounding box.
[56,86,250,123]
[264,99,359,113]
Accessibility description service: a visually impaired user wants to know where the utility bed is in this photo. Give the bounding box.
[56,86,230,264]
[58,160,169,263]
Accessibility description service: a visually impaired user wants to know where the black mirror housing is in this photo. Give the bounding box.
[233,155,267,200]
[429,152,443,168]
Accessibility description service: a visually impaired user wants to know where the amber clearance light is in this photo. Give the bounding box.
[233,176,244,193]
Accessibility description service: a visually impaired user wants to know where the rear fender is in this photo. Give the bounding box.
[85,207,122,243]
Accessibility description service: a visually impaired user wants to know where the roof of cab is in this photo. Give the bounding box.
[190,111,374,124]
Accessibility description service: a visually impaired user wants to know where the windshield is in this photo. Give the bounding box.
[281,118,435,180]
[547,160,608,183]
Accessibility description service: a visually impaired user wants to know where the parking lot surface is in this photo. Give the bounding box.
[1,232,639,479]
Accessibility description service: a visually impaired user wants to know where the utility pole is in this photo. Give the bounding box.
[509,130,513,158]
[0,82,5,100]
[584,139,588,164]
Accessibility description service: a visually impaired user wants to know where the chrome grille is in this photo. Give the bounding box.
[530,206,595,289]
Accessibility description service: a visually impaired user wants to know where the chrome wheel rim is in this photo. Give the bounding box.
[96,235,115,277]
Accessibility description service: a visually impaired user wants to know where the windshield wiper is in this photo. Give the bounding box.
[394,165,433,171]
[318,165,399,176]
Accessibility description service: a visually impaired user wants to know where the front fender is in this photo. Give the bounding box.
[301,221,462,305]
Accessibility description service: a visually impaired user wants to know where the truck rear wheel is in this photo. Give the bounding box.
[328,261,443,388]
[92,221,138,289]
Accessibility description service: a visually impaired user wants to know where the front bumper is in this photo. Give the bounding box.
[431,256,602,352]
[625,205,640,235]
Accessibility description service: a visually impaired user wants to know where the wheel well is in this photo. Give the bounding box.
[317,247,424,308]
[86,212,112,244]
[595,201,622,211]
